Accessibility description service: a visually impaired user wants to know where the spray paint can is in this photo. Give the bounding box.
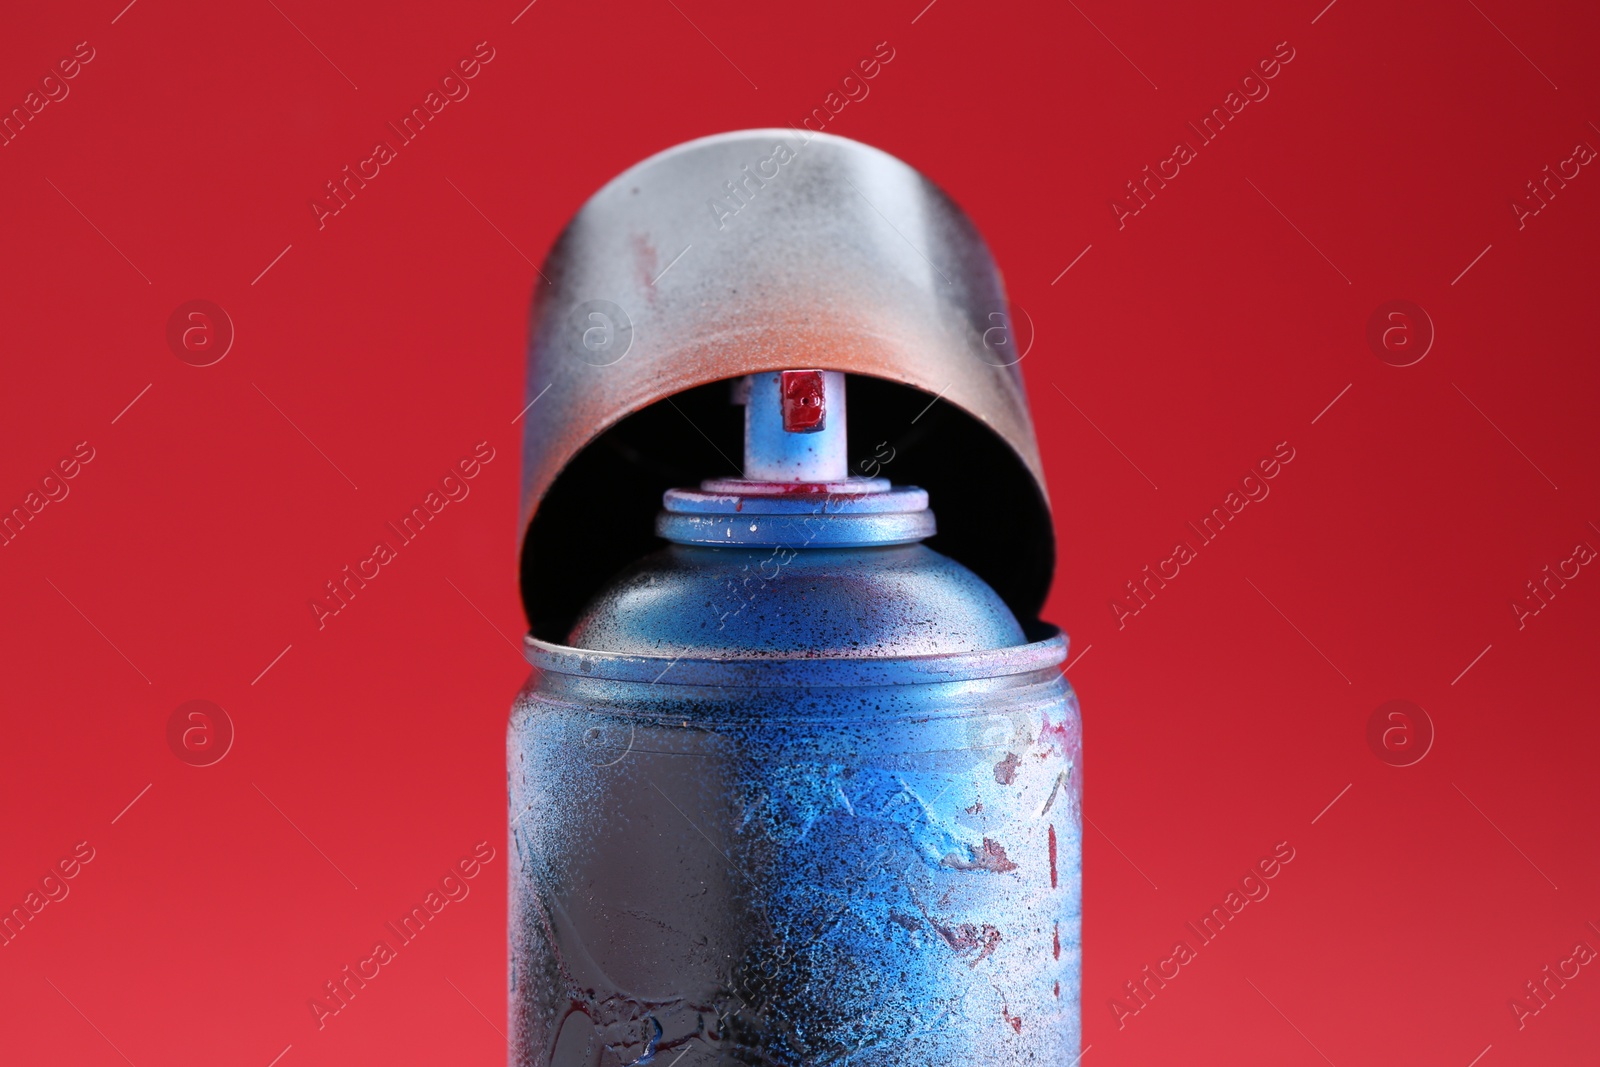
[511,131,1078,1066]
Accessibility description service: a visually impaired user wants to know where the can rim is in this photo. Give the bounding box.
[522,627,1068,687]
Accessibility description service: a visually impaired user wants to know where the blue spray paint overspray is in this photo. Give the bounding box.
[512,132,1079,1066]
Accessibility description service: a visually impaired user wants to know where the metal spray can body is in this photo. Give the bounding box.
[510,130,1081,1065]
[510,536,1081,1065]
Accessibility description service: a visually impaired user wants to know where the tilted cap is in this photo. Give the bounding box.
[519,129,1055,640]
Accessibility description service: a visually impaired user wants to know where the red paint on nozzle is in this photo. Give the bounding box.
[780,369,826,432]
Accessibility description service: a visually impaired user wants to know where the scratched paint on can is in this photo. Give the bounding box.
[509,672,1080,1066]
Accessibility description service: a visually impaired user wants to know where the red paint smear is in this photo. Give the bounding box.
[1039,710,1076,752]
[1002,1005,1023,1033]
[781,369,827,432]
[1053,921,1060,959]
[943,837,1019,873]
[931,920,1003,966]
[1054,981,1061,998]
[768,482,839,495]
[714,480,880,497]
[1048,824,1058,889]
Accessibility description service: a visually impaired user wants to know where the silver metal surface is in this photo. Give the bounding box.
[518,129,1054,633]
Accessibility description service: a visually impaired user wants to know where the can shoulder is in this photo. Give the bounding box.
[565,543,1027,659]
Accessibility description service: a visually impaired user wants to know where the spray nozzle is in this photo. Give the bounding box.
[742,370,848,482]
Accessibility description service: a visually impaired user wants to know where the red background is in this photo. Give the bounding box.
[2,0,1597,1064]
